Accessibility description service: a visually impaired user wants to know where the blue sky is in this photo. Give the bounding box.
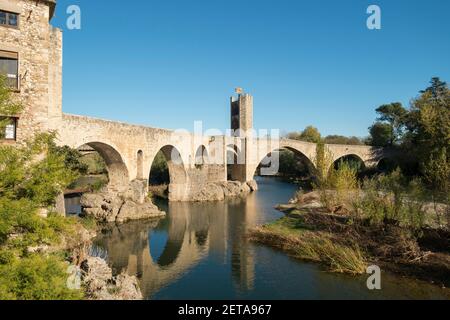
[51,0,450,137]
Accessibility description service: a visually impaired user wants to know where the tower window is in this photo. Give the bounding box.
[0,117,17,141]
[0,10,19,28]
[0,50,19,90]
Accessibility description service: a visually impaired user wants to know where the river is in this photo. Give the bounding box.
[89,177,450,300]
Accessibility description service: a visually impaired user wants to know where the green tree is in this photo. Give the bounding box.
[423,148,449,193]
[407,78,450,159]
[288,126,322,143]
[324,135,364,145]
[375,102,407,144]
[52,145,88,176]
[0,77,84,300]
[368,122,394,147]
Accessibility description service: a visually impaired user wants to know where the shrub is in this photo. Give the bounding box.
[0,254,83,300]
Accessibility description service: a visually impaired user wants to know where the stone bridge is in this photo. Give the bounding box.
[55,93,386,202]
[1,0,389,203]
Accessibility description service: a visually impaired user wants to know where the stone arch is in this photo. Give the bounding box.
[195,145,209,166]
[332,154,366,171]
[137,150,144,180]
[79,141,130,192]
[149,145,188,201]
[253,146,316,178]
[376,157,398,173]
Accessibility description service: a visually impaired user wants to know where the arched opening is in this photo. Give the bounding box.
[149,145,187,201]
[76,142,129,192]
[377,157,398,173]
[227,144,243,181]
[255,147,316,189]
[195,145,209,167]
[137,150,144,180]
[332,154,366,172]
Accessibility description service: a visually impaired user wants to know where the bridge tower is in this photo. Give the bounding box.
[229,89,254,182]
[230,90,253,137]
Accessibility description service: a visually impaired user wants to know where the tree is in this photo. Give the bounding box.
[52,145,88,176]
[324,135,364,145]
[288,126,322,143]
[0,77,84,300]
[368,122,394,147]
[375,102,407,144]
[407,77,449,158]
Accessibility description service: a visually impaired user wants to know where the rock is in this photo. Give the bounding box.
[81,257,143,300]
[192,181,256,202]
[81,192,123,223]
[113,274,143,300]
[81,190,165,224]
[240,182,251,194]
[247,180,258,192]
[123,179,147,204]
[275,203,298,213]
[298,201,323,210]
[192,183,225,202]
[116,200,166,224]
[222,181,242,197]
[27,245,50,254]
[296,191,322,205]
[80,193,105,209]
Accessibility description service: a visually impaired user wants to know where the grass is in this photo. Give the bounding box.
[250,216,367,275]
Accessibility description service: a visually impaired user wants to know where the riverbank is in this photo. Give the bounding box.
[249,190,450,288]
[63,218,144,300]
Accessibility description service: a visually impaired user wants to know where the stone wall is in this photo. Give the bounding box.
[0,0,61,141]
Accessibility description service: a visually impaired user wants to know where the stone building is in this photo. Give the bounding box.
[0,0,61,142]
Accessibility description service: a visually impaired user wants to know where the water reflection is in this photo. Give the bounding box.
[94,178,450,300]
[95,192,266,298]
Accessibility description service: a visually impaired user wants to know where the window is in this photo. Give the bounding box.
[0,51,19,89]
[0,10,19,28]
[0,117,17,140]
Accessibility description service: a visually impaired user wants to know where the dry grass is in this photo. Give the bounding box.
[250,218,367,275]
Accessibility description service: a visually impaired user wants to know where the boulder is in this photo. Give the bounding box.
[247,180,258,192]
[123,179,147,204]
[239,182,251,195]
[80,193,105,209]
[116,200,166,224]
[81,257,143,300]
[192,181,257,202]
[81,193,123,223]
[81,190,165,224]
[192,183,225,202]
[221,181,242,197]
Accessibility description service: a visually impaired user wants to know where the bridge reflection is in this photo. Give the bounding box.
[94,194,262,298]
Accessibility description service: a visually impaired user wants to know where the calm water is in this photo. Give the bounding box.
[92,177,450,300]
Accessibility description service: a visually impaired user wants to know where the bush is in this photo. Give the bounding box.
[352,169,428,230]
[0,254,83,300]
